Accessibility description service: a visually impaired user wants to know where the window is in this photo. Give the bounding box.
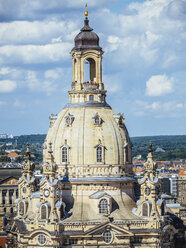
[95,117,100,124]
[97,147,102,162]
[69,239,78,245]
[38,234,46,245]
[89,95,94,101]
[103,230,112,244]
[161,204,165,216]
[9,190,14,204]
[41,205,47,219]
[142,203,148,216]
[19,202,24,216]
[62,147,68,163]
[16,189,18,198]
[23,187,27,193]
[10,207,13,214]
[2,190,6,205]
[99,199,108,214]
[60,205,65,219]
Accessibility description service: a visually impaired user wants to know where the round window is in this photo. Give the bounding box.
[38,234,46,245]
[103,230,112,244]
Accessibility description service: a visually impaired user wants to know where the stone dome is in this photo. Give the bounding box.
[72,18,102,51]
[44,104,132,178]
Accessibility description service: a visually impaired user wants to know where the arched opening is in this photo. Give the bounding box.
[41,205,47,219]
[62,147,68,163]
[74,59,77,82]
[161,204,165,216]
[97,147,102,162]
[60,205,65,219]
[84,58,96,82]
[99,199,108,214]
[142,203,148,216]
[19,202,24,216]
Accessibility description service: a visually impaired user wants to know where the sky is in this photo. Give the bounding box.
[0,0,186,137]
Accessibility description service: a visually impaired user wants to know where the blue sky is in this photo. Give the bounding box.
[0,0,186,137]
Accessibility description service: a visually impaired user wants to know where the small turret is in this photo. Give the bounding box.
[22,144,35,180]
[43,142,57,181]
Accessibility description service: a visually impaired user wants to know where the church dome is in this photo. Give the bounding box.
[44,105,132,178]
[72,18,102,51]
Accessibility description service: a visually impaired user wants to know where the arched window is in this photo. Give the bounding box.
[19,202,24,216]
[62,147,68,163]
[89,95,94,101]
[97,147,102,163]
[142,203,148,216]
[99,199,108,214]
[41,205,47,219]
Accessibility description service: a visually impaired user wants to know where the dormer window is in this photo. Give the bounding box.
[89,95,94,101]
[99,198,108,214]
[65,113,74,127]
[92,113,102,126]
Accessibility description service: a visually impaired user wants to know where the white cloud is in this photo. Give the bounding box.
[146,74,173,96]
[26,70,62,95]
[135,100,186,118]
[0,80,17,93]
[0,43,72,65]
[0,21,77,45]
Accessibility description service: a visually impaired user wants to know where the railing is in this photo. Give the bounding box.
[57,164,126,178]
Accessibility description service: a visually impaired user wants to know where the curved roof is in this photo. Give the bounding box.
[72,18,102,51]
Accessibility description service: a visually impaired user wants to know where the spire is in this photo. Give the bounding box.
[85,0,88,18]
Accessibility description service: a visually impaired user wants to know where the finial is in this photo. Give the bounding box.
[85,0,88,18]
[149,142,153,153]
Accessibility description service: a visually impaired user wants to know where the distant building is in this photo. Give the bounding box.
[0,168,21,247]
[169,174,178,197]
[155,147,165,152]
[0,134,8,139]
[177,167,186,207]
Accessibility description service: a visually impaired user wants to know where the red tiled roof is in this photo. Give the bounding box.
[7,152,20,158]
[178,167,186,176]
